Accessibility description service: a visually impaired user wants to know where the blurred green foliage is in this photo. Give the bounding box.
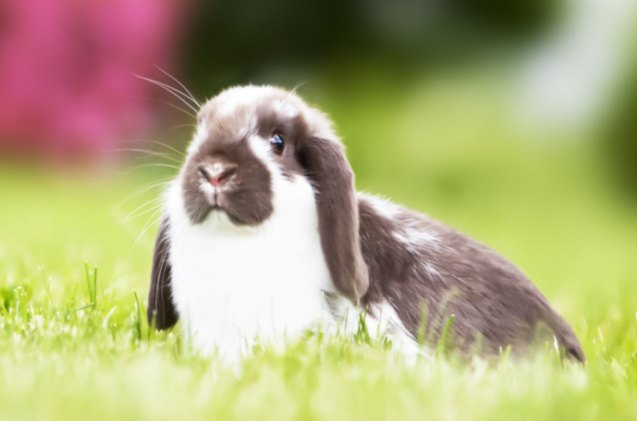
[182,0,563,93]
[602,58,637,198]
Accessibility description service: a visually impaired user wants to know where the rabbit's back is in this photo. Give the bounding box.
[357,193,584,362]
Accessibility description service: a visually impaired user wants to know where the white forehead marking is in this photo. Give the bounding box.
[272,99,300,120]
[217,85,271,107]
[214,85,276,120]
[247,135,278,175]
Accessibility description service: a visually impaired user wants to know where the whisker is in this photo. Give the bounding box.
[135,73,198,108]
[134,74,199,113]
[134,96,198,119]
[129,138,188,159]
[120,163,182,175]
[146,140,187,159]
[110,148,183,164]
[121,192,165,217]
[132,208,164,248]
[284,80,311,106]
[118,179,173,207]
[290,80,310,95]
[154,65,200,107]
[124,200,165,224]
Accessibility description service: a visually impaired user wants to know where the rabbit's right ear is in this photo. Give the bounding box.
[298,136,369,302]
[147,216,178,329]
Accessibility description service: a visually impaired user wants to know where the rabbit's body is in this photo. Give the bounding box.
[148,85,584,362]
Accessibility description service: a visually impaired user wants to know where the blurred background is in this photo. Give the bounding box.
[1,0,636,329]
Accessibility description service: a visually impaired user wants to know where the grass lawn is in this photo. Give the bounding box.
[1,81,636,420]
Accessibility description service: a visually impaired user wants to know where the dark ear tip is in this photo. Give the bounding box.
[356,264,370,297]
[148,307,177,331]
[566,345,586,363]
[343,262,370,302]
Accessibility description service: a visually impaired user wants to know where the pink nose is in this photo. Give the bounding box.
[198,163,237,187]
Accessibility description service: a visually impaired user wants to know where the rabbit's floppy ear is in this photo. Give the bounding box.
[147,216,179,329]
[298,136,369,302]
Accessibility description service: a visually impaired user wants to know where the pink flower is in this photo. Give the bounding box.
[0,0,186,159]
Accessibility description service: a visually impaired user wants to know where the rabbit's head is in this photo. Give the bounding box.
[176,85,368,300]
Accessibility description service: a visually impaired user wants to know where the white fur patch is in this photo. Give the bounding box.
[371,301,429,361]
[214,86,264,118]
[393,229,439,254]
[331,299,429,363]
[423,262,443,281]
[358,193,403,220]
[359,193,439,253]
[272,99,301,120]
[360,193,444,288]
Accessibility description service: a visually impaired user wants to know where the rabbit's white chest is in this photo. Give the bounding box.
[165,178,334,359]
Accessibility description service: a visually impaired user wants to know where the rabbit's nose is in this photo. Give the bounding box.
[198,163,237,187]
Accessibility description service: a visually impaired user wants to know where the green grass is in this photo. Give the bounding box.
[1,78,637,420]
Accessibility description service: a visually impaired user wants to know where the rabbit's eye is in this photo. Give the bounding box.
[270,133,285,155]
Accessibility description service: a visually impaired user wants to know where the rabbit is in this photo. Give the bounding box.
[148,85,584,363]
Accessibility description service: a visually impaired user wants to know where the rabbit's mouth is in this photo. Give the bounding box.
[186,177,273,228]
[199,187,233,219]
[202,186,226,209]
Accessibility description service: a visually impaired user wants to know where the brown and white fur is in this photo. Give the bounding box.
[148,85,584,363]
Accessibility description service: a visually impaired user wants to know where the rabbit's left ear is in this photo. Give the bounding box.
[147,216,179,329]
[298,136,369,302]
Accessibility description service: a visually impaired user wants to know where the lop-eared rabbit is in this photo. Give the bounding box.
[148,85,584,363]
